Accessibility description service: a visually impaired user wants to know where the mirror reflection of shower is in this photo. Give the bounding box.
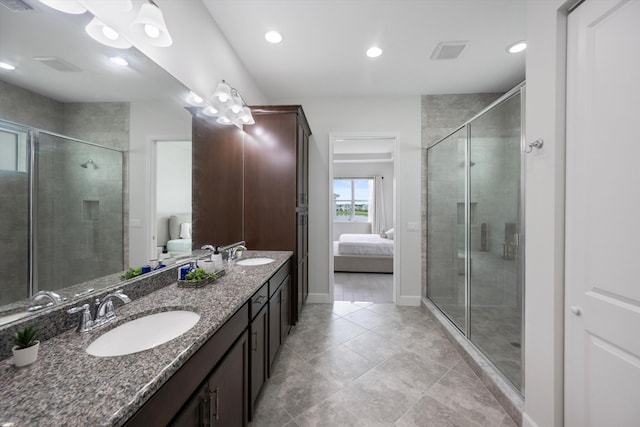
[80,159,98,169]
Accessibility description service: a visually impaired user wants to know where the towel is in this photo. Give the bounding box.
[179,222,192,239]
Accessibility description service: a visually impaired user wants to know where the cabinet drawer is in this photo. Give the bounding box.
[250,282,269,320]
[269,258,292,297]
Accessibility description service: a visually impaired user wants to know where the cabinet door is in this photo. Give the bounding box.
[249,305,268,419]
[268,285,281,375]
[280,275,291,342]
[171,387,207,427]
[209,332,248,427]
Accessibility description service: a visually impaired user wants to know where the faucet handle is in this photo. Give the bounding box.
[67,304,90,314]
[67,304,94,333]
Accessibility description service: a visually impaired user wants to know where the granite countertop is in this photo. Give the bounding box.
[0,250,292,426]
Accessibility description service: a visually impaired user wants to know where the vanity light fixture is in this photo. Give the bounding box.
[507,41,526,53]
[265,30,282,44]
[366,46,383,58]
[129,0,173,47]
[85,17,132,49]
[38,0,86,14]
[0,61,16,70]
[195,80,254,128]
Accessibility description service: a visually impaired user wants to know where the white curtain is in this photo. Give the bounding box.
[372,176,387,234]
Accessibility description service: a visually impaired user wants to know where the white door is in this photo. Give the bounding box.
[565,1,640,425]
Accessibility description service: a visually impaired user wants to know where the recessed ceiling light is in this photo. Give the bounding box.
[110,56,128,67]
[366,46,383,58]
[0,61,16,70]
[507,41,526,54]
[265,31,282,44]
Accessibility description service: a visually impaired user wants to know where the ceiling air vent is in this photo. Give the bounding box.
[0,0,34,12]
[33,56,82,72]
[431,41,469,60]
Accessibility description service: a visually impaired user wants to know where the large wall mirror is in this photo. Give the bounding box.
[0,2,192,325]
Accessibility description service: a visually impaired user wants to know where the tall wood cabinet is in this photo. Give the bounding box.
[191,105,311,325]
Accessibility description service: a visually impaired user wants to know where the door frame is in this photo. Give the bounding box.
[328,132,400,303]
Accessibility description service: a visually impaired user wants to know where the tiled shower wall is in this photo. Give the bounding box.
[0,79,129,301]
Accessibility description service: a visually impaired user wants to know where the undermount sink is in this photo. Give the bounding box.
[86,310,200,357]
[236,257,274,266]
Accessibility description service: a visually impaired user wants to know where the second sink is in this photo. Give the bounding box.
[86,310,200,357]
[236,257,274,266]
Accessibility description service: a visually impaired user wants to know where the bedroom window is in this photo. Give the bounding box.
[333,178,373,222]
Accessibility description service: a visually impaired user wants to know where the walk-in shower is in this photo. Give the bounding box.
[426,83,525,392]
[0,120,124,306]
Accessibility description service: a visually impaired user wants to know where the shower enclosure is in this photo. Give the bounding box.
[426,83,525,392]
[0,120,124,306]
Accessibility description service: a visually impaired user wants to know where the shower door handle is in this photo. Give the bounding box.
[569,305,582,316]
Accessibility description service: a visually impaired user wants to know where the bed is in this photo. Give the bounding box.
[333,232,394,273]
[157,213,192,258]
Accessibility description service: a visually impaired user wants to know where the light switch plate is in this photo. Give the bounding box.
[407,221,420,231]
[130,218,142,228]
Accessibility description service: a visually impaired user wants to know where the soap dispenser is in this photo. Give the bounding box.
[212,246,223,270]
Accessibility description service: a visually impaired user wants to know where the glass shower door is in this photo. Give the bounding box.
[468,92,523,389]
[427,127,467,332]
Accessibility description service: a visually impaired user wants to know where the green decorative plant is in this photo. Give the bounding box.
[13,326,38,350]
[184,268,218,282]
[120,267,142,281]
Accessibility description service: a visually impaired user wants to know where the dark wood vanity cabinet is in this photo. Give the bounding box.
[125,305,249,427]
[173,331,249,427]
[126,259,293,427]
[191,105,311,325]
[249,284,269,419]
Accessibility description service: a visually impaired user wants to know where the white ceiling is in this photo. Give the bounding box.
[202,0,526,100]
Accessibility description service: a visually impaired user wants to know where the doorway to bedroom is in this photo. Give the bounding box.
[150,140,192,261]
[329,134,398,303]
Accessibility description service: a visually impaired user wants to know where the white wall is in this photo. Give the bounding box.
[524,1,570,426]
[333,161,394,240]
[129,100,192,267]
[274,95,422,305]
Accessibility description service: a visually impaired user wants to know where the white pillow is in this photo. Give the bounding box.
[385,228,395,240]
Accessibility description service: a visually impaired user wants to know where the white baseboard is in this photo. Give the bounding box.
[306,293,331,304]
[395,295,421,306]
[522,412,538,427]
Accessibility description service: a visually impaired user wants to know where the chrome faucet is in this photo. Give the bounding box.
[29,290,67,312]
[229,245,247,260]
[96,290,131,321]
[67,290,130,333]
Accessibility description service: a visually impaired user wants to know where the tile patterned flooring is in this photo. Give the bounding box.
[250,302,517,426]
[333,273,393,303]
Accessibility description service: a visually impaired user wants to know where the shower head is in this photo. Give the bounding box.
[80,159,97,169]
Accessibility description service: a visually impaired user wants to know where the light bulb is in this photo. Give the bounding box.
[231,104,242,114]
[144,24,160,39]
[110,56,128,66]
[203,106,218,116]
[102,25,119,41]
